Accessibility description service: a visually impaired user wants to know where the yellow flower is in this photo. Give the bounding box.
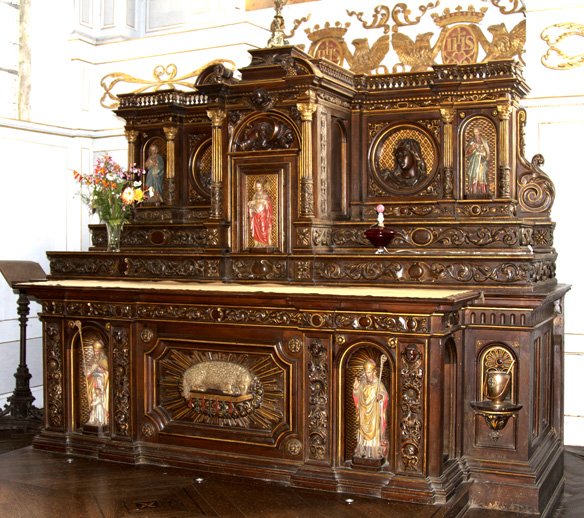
[134,189,144,202]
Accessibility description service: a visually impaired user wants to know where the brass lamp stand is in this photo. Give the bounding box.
[0,261,46,431]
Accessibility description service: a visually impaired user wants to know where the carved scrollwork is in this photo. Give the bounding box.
[46,323,63,428]
[232,259,288,280]
[308,339,328,460]
[518,155,556,214]
[234,117,297,152]
[112,327,131,437]
[400,344,424,471]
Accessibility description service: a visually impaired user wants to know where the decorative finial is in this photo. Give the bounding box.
[267,0,289,48]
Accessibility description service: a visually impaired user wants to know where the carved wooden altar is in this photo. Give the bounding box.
[25,45,568,517]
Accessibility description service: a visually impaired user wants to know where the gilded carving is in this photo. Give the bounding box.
[541,23,584,70]
[100,60,234,109]
[141,328,154,343]
[46,322,63,428]
[288,338,302,353]
[335,313,428,333]
[287,438,302,456]
[160,350,284,429]
[308,339,328,460]
[112,327,131,437]
[295,260,311,280]
[182,360,262,419]
[400,344,423,471]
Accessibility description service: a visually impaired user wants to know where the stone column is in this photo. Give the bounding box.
[497,103,513,199]
[207,109,226,219]
[297,97,317,217]
[440,108,456,199]
[163,126,178,205]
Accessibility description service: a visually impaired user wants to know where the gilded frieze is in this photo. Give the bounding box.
[335,313,428,333]
[313,259,555,285]
[541,23,584,70]
[135,303,333,330]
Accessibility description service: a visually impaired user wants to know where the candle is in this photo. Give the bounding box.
[376,204,385,227]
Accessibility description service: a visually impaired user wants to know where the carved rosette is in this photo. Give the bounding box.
[112,327,131,437]
[46,322,63,428]
[440,108,455,199]
[308,339,328,460]
[400,344,423,472]
[288,338,302,353]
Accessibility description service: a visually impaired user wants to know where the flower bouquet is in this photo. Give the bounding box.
[73,155,146,251]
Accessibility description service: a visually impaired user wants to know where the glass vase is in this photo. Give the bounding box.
[104,218,124,252]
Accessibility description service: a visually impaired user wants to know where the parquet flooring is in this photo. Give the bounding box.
[0,435,581,517]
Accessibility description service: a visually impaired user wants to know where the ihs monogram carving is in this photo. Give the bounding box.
[308,339,328,460]
[112,327,131,437]
[46,323,63,428]
[400,344,423,472]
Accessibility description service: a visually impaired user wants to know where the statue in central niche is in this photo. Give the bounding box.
[144,143,165,204]
[353,357,389,459]
[382,138,427,187]
[248,179,273,248]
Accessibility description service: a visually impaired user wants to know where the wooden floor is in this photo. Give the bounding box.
[0,432,582,517]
